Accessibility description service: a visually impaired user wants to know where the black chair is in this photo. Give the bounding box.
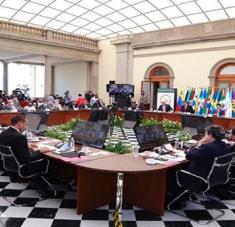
[0,145,56,206]
[229,164,235,193]
[168,152,235,224]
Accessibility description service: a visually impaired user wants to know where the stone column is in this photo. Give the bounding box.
[88,62,98,94]
[111,35,133,84]
[2,62,8,93]
[44,56,53,97]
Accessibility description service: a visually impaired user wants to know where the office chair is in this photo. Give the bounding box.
[229,164,235,193]
[168,152,235,224]
[0,145,56,206]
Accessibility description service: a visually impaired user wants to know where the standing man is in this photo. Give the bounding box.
[138,91,148,110]
[64,90,73,110]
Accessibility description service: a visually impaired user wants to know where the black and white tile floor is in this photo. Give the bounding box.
[0,127,235,227]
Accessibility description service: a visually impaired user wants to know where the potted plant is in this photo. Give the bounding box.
[140,117,159,127]
[161,118,182,133]
[105,141,132,154]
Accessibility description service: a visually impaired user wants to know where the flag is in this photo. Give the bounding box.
[225,88,232,118]
[176,90,184,111]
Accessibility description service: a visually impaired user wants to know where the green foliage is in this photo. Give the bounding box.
[45,128,67,141]
[105,141,132,154]
[161,118,182,133]
[140,117,159,126]
[113,116,124,127]
[45,118,79,141]
[176,132,192,141]
[58,118,79,131]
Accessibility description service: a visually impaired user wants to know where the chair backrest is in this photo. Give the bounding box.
[207,152,235,188]
[0,145,19,173]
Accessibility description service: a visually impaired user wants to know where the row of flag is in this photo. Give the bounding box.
[176,87,235,118]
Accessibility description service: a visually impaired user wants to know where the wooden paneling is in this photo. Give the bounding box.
[1,110,235,129]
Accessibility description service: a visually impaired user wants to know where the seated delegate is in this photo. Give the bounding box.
[180,101,194,114]
[158,100,173,112]
[0,115,50,186]
[167,125,229,207]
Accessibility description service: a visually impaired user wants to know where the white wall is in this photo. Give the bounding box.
[133,39,235,100]
[98,39,116,105]
[54,62,88,100]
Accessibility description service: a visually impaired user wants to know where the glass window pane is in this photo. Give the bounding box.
[231,83,235,89]
[8,63,45,98]
[35,65,45,97]
[218,82,229,89]
[220,65,235,74]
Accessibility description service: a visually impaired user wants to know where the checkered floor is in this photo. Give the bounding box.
[1,127,235,227]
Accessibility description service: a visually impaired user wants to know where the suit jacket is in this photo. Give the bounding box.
[186,140,229,179]
[180,105,194,113]
[158,104,172,112]
[0,127,41,164]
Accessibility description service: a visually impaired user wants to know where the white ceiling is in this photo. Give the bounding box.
[0,0,234,39]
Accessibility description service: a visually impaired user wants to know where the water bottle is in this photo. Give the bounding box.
[133,145,139,158]
[69,137,75,151]
[174,139,179,149]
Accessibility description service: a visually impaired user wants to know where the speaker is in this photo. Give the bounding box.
[109,80,115,84]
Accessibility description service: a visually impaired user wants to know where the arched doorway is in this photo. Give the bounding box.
[215,63,235,89]
[142,63,174,109]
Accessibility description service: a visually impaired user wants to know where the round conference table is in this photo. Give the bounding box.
[76,153,188,215]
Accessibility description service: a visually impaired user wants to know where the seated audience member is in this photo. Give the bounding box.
[51,99,62,111]
[5,99,18,112]
[12,97,22,110]
[180,101,194,113]
[37,99,47,111]
[213,103,224,117]
[0,97,6,110]
[167,125,229,207]
[158,100,173,112]
[24,101,36,112]
[77,93,86,109]
[0,115,50,184]
[47,95,55,110]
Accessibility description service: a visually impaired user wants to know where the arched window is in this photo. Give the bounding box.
[216,63,235,89]
[149,66,170,88]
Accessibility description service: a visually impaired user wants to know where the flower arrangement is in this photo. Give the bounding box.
[140,117,159,126]
[105,141,132,154]
[161,118,182,133]
[113,116,124,127]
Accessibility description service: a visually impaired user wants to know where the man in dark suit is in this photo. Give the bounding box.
[180,101,194,114]
[0,115,50,182]
[158,100,173,112]
[185,125,228,180]
[167,125,229,207]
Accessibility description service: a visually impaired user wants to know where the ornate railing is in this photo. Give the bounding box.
[0,21,98,49]
[52,31,98,48]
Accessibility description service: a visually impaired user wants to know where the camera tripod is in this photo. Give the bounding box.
[108,109,126,140]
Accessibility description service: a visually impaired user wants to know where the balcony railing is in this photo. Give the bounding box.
[0,21,98,50]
